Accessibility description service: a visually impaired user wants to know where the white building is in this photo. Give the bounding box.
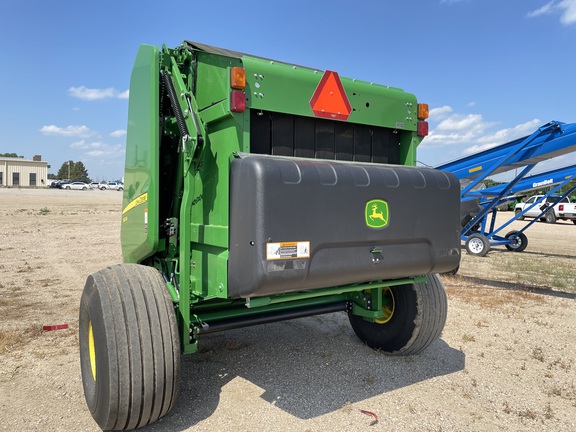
[0,155,49,187]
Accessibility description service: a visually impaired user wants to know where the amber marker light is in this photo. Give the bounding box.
[417,103,429,120]
[230,67,246,89]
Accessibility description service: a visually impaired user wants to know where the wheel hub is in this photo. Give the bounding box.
[375,286,395,324]
[88,321,96,381]
[468,238,485,254]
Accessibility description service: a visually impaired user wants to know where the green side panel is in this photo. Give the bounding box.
[193,51,242,111]
[241,56,418,131]
[187,113,244,299]
[121,45,160,263]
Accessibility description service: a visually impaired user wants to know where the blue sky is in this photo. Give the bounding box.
[1,0,575,181]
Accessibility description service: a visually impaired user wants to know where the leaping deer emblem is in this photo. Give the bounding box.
[369,203,386,223]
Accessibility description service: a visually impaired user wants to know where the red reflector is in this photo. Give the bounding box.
[417,121,429,137]
[559,204,564,211]
[310,70,352,121]
[230,90,246,112]
[43,324,69,331]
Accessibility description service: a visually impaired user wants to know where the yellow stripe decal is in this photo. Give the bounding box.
[468,166,482,173]
[122,192,148,215]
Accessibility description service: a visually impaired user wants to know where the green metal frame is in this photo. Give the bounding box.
[122,42,428,355]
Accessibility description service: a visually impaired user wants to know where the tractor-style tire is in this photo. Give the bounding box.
[465,233,490,257]
[348,274,447,355]
[79,264,180,431]
[504,230,528,252]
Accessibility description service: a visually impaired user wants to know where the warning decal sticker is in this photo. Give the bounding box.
[266,241,310,261]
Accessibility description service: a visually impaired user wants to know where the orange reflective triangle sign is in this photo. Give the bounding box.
[310,70,352,121]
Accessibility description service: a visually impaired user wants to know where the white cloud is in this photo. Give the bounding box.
[560,0,576,24]
[426,112,496,146]
[87,150,106,157]
[527,0,576,25]
[68,86,129,101]
[429,105,453,121]
[435,113,493,132]
[475,119,541,146]
[39,124,95,138]
[423,106,542,158]
[527,1,556,17]
[81,143,125,160]
[70,140,107,150]
[110,130,126,138]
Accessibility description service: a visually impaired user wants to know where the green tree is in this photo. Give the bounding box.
[0,153,24,158]
[71,161,90,182]
[56,160,91,182]
[56,160,72,179]
[483,178,504,188]
[558,179,576,202]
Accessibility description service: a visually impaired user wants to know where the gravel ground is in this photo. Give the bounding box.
[0,188,574,431]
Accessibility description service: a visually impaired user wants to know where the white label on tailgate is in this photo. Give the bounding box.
[266,241,310,260]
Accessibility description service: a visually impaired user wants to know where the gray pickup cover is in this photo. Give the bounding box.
[228,154,460,298]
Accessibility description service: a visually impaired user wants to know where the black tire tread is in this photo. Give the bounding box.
[398,274,447,355]
[80,264,180,431]
[348,274,447,356]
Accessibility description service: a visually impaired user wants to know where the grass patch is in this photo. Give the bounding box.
[38,207,51,215]
[0,326,42,355]
[499,256,575,291]
[531,347,545,362]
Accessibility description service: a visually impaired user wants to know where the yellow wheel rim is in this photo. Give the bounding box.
[88,321,96,381]
[374,286,395,324]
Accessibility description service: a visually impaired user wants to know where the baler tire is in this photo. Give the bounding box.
[348,274,447,355]
[79,264,180,431]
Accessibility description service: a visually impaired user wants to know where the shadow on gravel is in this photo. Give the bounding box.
[456,275,576,300]
[147,312,465,431]
[490,248,576,261]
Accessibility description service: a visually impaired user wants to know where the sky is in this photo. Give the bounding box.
[1,0,575,182]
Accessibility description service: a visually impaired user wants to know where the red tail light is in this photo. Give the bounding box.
[230,90,246,112]
[559,204,564,211]
[417,121,429,137]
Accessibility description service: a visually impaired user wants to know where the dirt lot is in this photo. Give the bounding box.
[0,188,574,431]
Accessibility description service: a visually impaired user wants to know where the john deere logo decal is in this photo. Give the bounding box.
[365,199,389,229]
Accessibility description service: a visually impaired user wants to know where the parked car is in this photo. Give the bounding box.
[61,181,91,190]
[51,179,72,189]
[515,194,576,224]
[99,181,124,191]
[89,182,101,189]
